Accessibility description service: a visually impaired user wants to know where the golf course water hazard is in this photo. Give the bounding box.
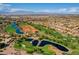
[11,22,24,34]
[27,38,69,52]
[38,40,68,52]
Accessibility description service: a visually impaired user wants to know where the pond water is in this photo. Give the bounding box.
[11,22,24,34]
[38,40,68,52]
[30,39,69,52]
[32,40,39,46]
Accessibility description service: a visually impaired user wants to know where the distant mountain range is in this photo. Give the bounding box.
[0,11,79,15]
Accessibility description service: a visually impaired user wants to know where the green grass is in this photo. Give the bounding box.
[14,38,56,55]
[70,50,79,55]
[5,24,16,34]
[41,45,56,55]
[14,38,36,54]
[18,22,28,26]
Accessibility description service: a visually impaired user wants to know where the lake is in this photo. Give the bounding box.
[11,22,24,34]
[26,38,69,52]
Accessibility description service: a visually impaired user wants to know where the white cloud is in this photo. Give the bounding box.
[67,7,79,13]
[9,8,28,12]
[34,9,51,13]
[0,3,11,10]
[0,3,11,7]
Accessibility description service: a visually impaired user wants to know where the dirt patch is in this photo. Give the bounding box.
[48,45,63,55]
[21,25,38,33]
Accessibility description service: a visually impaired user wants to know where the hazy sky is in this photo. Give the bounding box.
[0,3,79,14]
